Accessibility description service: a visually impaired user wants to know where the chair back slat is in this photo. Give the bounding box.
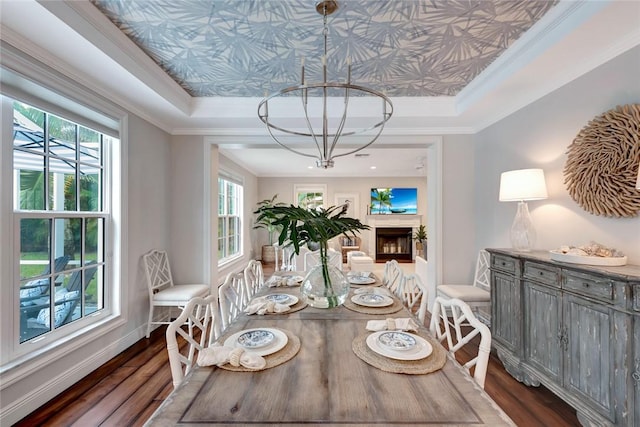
[383,260,404,296]
[218,272,248,331]
[165,295,220,389]
[474,250,490,292]
[429,297,492,388]
[143,250,174,293]
[244,260,264,297]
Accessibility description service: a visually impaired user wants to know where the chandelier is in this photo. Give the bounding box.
[257,0,393,169]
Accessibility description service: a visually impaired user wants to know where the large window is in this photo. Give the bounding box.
[218,176,243,263]
[13,101,110,344]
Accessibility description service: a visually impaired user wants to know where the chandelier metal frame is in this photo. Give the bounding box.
[257,0,394,169]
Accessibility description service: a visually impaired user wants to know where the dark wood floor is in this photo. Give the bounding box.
[16,264,581,427]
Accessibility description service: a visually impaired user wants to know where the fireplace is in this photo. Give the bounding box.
[375,227,412,262]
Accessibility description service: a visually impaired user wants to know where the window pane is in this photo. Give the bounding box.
[218,179,225,215]
[79,127,100,166]
[80,168,101,211]
[20,219,51,279]
[49,159,76,211]
[20,277,52,342]
[85,264,103,315]
[13,102,45,153]
[85,218,103,263]
[48,115,76,160]
[16,165,46,210]
[53,217,82,266]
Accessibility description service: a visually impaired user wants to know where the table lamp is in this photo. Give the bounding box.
[499,168,548,251]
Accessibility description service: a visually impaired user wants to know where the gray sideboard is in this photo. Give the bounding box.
[487,249,640,427]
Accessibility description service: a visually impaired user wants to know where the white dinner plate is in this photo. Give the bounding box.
[351,293,394,307]
[223,327,288,356]
[349,276,376,285]
[264,293,299,306]
[366,331,433,361]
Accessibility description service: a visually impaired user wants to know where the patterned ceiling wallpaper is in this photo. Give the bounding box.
[91,0,557,98]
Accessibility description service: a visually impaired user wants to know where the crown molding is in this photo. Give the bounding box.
[37,0,192,115]
[0,24,175,134]
[456,0,610,114]
[172,125,475,136]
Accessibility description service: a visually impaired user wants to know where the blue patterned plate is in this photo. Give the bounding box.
[237,329,275,349]
[377,331,417,351]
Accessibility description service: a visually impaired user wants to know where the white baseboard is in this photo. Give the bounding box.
[0,325,147,426]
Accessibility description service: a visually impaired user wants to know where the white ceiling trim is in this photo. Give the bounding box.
[38,0,192,114]
[456,0,609,113]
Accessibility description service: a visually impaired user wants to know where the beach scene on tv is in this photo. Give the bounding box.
[370,188,418,214]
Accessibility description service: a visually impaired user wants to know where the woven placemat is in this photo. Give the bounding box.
[352,331,447,375]
[218,328,301,372]
[343,296,404,315]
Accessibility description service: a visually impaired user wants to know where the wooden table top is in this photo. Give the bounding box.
[146,285,515,427]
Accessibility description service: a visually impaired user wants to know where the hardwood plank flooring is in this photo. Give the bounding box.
[15,263,581,427]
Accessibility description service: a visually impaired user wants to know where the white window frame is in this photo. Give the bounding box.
[0,46,127,370]
[217,175,243,266]
[12,101,111,346]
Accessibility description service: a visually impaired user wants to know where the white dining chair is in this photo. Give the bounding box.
[165,294,220,389]
[397,273,428,324]
[142,249,210,338]
[437,250,490,322]
[382,259,404,296]
[429,297,492,389]
[243,259,264,297]
[218,271,249,331]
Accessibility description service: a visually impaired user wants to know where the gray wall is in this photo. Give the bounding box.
[474,45,640,263]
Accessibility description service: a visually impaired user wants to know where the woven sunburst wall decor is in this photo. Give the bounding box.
[564,104,640,217]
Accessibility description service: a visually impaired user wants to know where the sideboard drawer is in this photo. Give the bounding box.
[523,261,560,287]
[632,284,640,311]
[563,271,613,301]
[492,254,517,274]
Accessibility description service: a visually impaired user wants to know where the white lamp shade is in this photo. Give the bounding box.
[499,168,548,202]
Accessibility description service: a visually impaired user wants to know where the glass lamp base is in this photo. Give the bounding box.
[510,201,536,252]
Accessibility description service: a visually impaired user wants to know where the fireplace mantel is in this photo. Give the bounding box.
[365,215,422,260]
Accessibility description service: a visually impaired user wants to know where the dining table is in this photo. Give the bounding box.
[145,272,515,426]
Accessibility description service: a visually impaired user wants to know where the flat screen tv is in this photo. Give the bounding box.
[370,188,418,214]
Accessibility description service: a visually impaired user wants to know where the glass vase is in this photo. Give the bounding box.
[301,260,349,308]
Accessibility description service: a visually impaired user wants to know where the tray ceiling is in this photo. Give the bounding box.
[90,0,557,98]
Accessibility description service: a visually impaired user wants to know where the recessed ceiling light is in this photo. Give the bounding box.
[308,166,313,169]
[370,166,377,170]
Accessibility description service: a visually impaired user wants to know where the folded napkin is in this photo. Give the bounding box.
[266,275,302,287]
[366,317,419,332]
[245,299,291,315]
[354,287,390,296]
[197,344,266,370]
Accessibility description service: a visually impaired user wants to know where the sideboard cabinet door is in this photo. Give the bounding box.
[563,294,613,419]
[492,270,521,352]
[524,281,562,383]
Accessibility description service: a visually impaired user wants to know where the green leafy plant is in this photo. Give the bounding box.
[254,204,369,307]
[413,224,427,241]
[253,194,285,245]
